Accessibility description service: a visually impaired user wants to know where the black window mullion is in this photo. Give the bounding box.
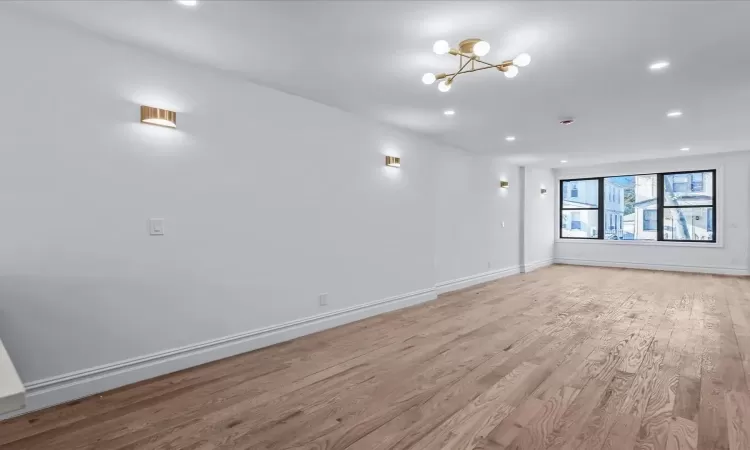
[559,179,564,239]
[597,178,604,239]
[657,173,664,241]
[712,169,717,242]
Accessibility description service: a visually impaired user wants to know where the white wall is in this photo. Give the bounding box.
[434,150,521,286]
[522,168,555,271]
[555,152,750,274]
[0,8,524,416]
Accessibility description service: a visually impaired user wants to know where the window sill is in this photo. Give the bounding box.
[555,239,723,248]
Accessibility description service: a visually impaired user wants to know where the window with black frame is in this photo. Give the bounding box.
[559,169,716,242]
[560,178,600,239]
[661,171,715,241]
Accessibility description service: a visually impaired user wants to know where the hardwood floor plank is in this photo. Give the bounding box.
[406,362,538,450]
[543,378,610,450]
[728,278,750,384]
[674,306,703,422]
[725,390,750,450]
[471,396,546,450]
[634,348,681,450]
[498,385,580,450]
[697,277,731,450]
[603,413,641,450]
[666,416,698,450]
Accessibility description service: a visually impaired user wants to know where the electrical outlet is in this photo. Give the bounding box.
[319,293,328,306]
[488,261,492,269]
[502,221,506,228]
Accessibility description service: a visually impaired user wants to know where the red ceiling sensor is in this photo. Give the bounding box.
[559,118,575,125]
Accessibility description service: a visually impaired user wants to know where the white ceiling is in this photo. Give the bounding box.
[17,1,750,167]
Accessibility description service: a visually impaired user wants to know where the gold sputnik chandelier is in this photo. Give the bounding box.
[422,39,531,92]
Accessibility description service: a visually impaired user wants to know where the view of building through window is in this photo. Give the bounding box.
[560,179,599,238]
[663,172,714,240]
[560,171,715,241]
[604,174,657,240]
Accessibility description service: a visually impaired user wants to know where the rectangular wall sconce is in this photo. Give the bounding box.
[541,188,547,194]
[141,106,177,128]
[385,156,401,168]
[499,180,509,188]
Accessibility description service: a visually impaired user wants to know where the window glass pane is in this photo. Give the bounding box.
[561,210,599,238]
[643,210,657,231]
[664,171,713,206]
[603,175,656,240]
[562,179,598,208]
[663,207,714,241]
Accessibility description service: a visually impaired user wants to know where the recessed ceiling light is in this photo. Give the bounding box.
[505,136,516,142]
[649,61,670,71]
[443,110,455,116]
[680,147,690,152]
[176,0,198,6]
[667,110,683,117]
[560,160,568,163]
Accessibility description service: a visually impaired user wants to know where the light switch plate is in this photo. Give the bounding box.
[149,218,165,236]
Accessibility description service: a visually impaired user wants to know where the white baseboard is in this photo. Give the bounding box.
[521,258,554,273]
[554,257,749,276]
[435,265,521,295]
[1,287,437,420]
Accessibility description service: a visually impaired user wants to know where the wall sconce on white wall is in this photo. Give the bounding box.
[385,156,401,167]
[499,180,509,189]
[141,105,177,128]
[541,188,547,194]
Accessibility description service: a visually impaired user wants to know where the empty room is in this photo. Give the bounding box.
[1,1,749,449]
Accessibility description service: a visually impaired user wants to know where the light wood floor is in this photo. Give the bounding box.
[2,265,750,449]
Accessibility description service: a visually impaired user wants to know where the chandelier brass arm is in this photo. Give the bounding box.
[447,55,476,84]
[422,38,531,92]
[440,59,515,81]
